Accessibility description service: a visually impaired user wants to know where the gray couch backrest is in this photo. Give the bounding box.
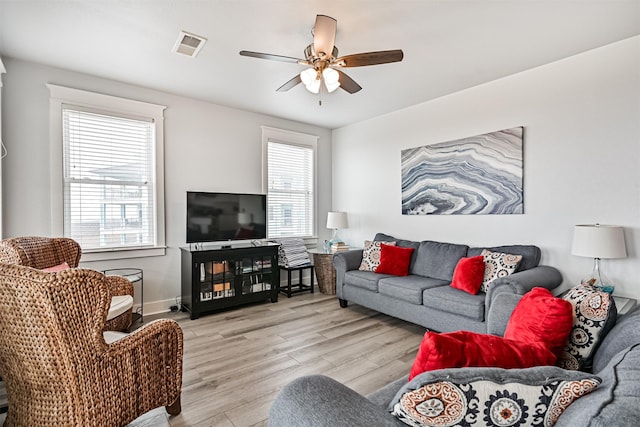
[374,233,541,277]
[411,241,469,281]
[467,245,541,271]
[592,305,640,373]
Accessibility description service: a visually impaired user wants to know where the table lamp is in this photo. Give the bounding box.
[571,224,627,294]
[326,211,348,250]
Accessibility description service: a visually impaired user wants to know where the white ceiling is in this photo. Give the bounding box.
[1,1,639,129]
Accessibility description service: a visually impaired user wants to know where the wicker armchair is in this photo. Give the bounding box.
[0,236,134,331]
[0,263,183,426]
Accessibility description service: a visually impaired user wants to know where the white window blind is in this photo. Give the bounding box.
[266,141,314,238]
[62,106,156,251]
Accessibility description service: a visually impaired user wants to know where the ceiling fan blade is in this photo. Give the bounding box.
[313,15,337,59]
[334,49,404,67]
[276,75,303,92]
[239,50,304,64]
[336,70,362,94]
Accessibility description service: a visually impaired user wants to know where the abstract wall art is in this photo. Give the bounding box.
[401,127,523,215]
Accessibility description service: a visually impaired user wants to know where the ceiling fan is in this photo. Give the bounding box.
[239,14,404,95]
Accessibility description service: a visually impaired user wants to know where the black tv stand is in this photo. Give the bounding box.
[180,243,279,320]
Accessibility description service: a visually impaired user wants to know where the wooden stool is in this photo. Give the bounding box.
[279,264,315,297]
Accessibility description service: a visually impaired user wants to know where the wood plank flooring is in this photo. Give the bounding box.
[0,291,427,426]
[166,291,425,427]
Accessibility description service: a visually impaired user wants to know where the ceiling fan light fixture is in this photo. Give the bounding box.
[323,67,340,92]
[300,68,321,93]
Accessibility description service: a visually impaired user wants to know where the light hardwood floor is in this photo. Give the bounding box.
[164,291,425,426]
[0,290,426,426]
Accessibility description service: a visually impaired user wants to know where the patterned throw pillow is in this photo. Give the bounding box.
[558,284,617,371]
[390,367,601,427]
[359,240,396,271]
[480,249,523,293]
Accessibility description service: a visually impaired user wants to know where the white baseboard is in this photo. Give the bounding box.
[137,298,177,317]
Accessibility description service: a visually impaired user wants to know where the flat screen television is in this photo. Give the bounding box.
[186,191,267,243]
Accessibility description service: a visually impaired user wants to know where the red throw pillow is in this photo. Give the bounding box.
[408,330,557,380]
[504,287,574,358]
[375,244,414,276]
[450,256,485,295]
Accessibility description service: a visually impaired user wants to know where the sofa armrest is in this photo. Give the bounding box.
[268,375,402,427]
[333,249,364,299]
[484,265,562,334]
[486,292,521,336]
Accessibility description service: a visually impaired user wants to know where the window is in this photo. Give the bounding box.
[48,84,166,261]
[262,127,317,239]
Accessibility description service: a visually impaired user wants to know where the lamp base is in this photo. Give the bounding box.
[580,273,615,295]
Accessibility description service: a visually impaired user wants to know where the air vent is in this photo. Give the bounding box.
[172,31,207,58]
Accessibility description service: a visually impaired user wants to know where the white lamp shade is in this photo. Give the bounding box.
[571,224,627,259]
[326,211,348,230]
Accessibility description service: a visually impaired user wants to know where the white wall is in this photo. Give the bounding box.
[1,57,333,313]
[332,36,640,300]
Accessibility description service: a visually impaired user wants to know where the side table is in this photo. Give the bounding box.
[103,268,144,325]
[308,249,336,295]
[613,295,637,316]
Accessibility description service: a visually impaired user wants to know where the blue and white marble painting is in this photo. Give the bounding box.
[401,127,523,215]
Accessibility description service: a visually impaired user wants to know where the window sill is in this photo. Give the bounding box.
[80,246,166,262]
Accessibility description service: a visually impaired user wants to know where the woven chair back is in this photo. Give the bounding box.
[0,236,82,269]
[0,263,111,425]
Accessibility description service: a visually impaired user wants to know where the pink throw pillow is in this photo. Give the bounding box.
[41,262,70,272]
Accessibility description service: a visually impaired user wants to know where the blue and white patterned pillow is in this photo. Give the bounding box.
[390,366,600,427]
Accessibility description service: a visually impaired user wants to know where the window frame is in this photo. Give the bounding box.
[48,84,166,261]
[261,126,318,240]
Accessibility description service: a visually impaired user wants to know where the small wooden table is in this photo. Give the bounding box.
[308,249,336,295]
[279,264,315,298]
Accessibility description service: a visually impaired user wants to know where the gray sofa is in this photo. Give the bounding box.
[333,233,563,334]
[269,305,640,426]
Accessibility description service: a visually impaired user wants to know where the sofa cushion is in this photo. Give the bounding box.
[592,305,640,374]
[556,343,640,427]
[411,240,468,281]
[359,240,396,271]
[392,366,601,427]
[468,244,541,272]
[480,249,523,292]
[450,256,485,295]
[376,244,415,276]
[378,276,448,305]
[409,330,557,380]
[504,287,574,358]
[422,285,485,321]
[558,284,618,372]
[344,270,391,292]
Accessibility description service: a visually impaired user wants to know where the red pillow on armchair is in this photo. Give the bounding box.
[409,330,556,380]
[504,287,574,358]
